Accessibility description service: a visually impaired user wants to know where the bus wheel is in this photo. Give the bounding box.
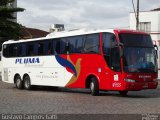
[15,75,23,89]
[90,77,99,96]
[24,76,31,90]
[119,91,128,96]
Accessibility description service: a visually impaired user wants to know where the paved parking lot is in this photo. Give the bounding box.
[0,80,160,115]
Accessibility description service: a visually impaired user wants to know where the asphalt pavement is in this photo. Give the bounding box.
[0,80,160,119]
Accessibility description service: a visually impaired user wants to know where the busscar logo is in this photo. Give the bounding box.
[15,58,40,64]
[139,75,151,79]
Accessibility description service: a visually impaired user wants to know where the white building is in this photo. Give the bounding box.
[130,8,160,78]
[130,8,160,44]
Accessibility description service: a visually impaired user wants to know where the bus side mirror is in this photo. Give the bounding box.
[154,45,158,50]
[154,45,158,59]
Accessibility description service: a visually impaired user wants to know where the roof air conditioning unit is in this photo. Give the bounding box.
[50,24,65,33]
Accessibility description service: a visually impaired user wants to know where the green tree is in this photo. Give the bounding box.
[0,0,24,44]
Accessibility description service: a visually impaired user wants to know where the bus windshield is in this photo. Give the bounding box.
[119,34,157,73]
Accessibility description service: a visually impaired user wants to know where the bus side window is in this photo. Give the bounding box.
[17,44,23,57]
[103,33,120,71]
[47,40,52,55]
[13,45,18,57]
[38,42,45,55]
[60,38,66,54]
[76,36,85,53]
[8,44,17,57]
[53,38,66,54]
[67,36,84,54]
[26,43,35,56]
[55,40,60,54]
[67,37,77,53]
[3,44,9,58]
[84,34,100,53]
[103,33,112,66]
[21,44,26,57]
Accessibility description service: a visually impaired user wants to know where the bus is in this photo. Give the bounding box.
[1,29,158,96]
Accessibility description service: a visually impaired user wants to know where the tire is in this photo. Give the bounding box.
[119,91,128,96]
[23,76,32,90]
[90,77,99,96]
[15,75,23,89]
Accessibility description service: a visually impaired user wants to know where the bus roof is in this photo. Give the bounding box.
[3,28,149,44]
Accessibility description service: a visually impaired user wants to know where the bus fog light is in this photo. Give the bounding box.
[125,78,136,83]
[98,68,102,73]
[153,79,158,82]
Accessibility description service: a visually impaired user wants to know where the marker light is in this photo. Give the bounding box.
[98,68,102,73]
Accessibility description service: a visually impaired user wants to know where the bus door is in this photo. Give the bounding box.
[109,46,123,90]
[103,33,123,90]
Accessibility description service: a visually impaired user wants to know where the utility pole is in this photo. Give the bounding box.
[136,0,139,30]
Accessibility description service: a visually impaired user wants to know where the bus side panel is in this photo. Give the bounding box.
[26,56,72,87]
[1,56,73,87]
[2,58,16,84]
[64,54,112,90]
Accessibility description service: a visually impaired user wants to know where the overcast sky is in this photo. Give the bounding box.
[17,0,160,32]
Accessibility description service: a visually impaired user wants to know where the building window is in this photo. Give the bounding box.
[139,22,151,33]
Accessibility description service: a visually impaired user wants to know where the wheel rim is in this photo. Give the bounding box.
[16,78,21,87]
[90,82,94,92]
[25,79,30,88]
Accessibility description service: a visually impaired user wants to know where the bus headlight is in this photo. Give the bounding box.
[153,79,158,82]
[124,78,136,83]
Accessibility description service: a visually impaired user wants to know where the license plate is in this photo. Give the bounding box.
[143,83,148,88]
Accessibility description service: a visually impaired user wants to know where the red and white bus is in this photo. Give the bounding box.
[1,29,158,96]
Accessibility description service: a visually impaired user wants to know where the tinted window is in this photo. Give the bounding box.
[20,44,26,56]
[8,44,13,57]
[3,44,9,57]
[76,36,85,53]
[84,34,100,53]
[26,43,36,56]
[60,38,66,54]
[7,44,18,57]
[3,39,53,57]
[37,42,45,55]
[55,40,60,54]
[68,37,76,53]
[119,34,153,47]
[17,44,23,57]
[103,33,121,71]
[103,33,116,67]
[103,33,117,52]
[47,40,52,55]
[68,36,84,53]
[3,44,26,57]
[54,38,66,54]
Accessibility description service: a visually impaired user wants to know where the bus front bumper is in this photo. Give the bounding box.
[125,81,158,91]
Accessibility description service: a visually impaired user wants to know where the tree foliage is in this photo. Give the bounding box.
[0,0,25,43]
